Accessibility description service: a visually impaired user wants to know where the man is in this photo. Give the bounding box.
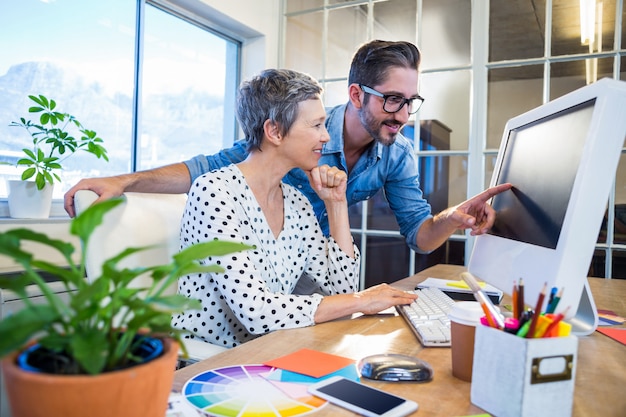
[64,39,511,254]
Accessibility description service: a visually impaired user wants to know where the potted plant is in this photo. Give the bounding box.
[4,94,108,218]
[0,197,251,417]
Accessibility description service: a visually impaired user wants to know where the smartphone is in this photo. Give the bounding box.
[307,376,418,417]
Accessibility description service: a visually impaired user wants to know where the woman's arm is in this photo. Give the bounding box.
[313,283,417,323]
[307,165,354,257]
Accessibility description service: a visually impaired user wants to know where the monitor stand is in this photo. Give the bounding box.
[568,280,599,336]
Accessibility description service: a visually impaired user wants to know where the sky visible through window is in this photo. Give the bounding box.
[0,0,235,198]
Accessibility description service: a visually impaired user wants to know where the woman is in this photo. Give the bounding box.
[173,69,416,348]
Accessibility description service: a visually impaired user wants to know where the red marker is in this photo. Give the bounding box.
[526,282,547,338]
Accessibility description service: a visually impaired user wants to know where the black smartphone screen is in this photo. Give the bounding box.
[315,378,405,414]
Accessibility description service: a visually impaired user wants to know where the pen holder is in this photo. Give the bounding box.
[470,325,578,417]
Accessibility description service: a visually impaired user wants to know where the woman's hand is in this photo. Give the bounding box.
[307,164,348,203]
[314,284,417,323]
[353,284,418,315]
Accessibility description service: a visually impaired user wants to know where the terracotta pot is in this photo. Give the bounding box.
[1,338,178,417]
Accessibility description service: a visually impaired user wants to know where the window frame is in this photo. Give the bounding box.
[0,0,243,218]
[280,0,626,282]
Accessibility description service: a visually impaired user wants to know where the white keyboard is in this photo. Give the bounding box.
[397,287,456,347]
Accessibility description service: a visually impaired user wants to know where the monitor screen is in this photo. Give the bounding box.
[489,100,594,249]
[468,78,626,335]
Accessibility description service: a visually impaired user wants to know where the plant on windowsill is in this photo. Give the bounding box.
[0,197,252,417]
[3,94,109,218]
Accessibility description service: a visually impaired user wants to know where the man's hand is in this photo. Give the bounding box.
[63,163,193,217]
[446,183,513,236]
[64,177,127,217]
[418,183,513,252]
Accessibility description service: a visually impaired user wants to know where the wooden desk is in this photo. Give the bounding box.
[173,264,626,417]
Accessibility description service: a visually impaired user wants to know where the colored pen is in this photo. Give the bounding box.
[518,308,533,329]
[526,282,547,338]
[517,278,525,321]
[547,287,557,311]
[546,287,563,314]
[516,318,531,337]
[504,317,520,334]
[512,280,519,320]
[541,306,570,337]
[461,272,505,329]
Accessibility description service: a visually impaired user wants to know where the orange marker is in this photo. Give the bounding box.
[541,306,570,338]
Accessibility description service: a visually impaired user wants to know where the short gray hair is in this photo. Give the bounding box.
[236,69,323,152]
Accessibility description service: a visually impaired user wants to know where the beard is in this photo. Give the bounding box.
[357,105,404,146]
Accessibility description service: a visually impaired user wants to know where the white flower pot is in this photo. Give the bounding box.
[6,180,54,219]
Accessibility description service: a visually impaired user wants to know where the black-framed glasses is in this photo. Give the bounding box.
[359,84,425,114]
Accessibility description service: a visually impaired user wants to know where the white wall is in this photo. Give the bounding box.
[176,0,281,77]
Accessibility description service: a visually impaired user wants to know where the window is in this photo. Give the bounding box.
[282,0,626,282]
[0,0,239,209]
[140,3,239,170]
[487,0,625,279]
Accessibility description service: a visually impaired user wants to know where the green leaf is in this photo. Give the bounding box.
[30,261,80,289]
[145,294,202,313]
[0,234,33,269]
[1,228,75,260]
[0,273,32,296]
[35,173,46,190]
[178,264,226,276]
[0,305,60,357]
[174,241,253,264]
[32,94,48,108]
[70,329,108,375]
[28,106,44,113]
[22,148,36,160]
[43,171,54,185]
[20,167,36,181]
[69,277,110,310]
[16,158,34,166]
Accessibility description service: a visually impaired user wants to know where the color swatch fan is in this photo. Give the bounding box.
[182,364,326,416]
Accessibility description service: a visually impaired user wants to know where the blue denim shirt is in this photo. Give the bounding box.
[184,103,432,252]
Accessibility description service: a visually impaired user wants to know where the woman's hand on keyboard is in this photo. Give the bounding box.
[354,284,418,315]
[314,284,417,323]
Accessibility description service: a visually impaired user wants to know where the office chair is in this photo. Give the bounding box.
[73,190,228,365]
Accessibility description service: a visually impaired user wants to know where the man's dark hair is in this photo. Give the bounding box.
[348,40,421,87]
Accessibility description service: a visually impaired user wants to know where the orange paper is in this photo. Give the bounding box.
[596,327,626,346]
[264,348,355,378]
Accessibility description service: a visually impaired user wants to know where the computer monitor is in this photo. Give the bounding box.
[468,78,626,336]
